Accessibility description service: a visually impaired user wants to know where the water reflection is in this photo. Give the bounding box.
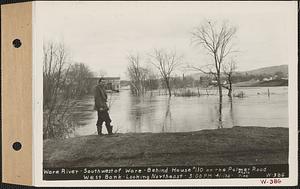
[162,97,172,132]
[217,96,235,129]
[128,95,143,133]
[127,94,173,133]
[218,97,223,129]
[229,97,234,126]
[73,87,288,136]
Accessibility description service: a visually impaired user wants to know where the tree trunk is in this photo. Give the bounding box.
[228,81,232,97]
[167,85,172,97]
[218,83,222,98]
[227,88,232,97]
[166,78,172,97]
[218,96,223,129]
[217,72,222,99]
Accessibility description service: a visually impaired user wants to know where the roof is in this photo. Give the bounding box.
[89,77,121,80]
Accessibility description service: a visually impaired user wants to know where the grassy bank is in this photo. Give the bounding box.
[44,126,288,167]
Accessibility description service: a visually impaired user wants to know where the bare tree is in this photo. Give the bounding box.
[43,42,93,139]
[222,59,237,97]
[149,49,183,97]
[43,42,72,138]
[144,68,160,93]
[127,54,149,96]
[67,63,94,98]
[191,20,237,99]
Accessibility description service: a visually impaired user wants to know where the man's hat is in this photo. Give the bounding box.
[98,77,104,83]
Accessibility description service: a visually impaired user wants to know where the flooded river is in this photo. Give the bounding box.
[72,86,288,136]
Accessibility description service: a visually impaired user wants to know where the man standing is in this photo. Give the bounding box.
[94,78,113,135]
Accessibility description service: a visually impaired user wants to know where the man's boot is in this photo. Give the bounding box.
[97,126,103,136]
[109,125,113,135]
[106,124,113,135]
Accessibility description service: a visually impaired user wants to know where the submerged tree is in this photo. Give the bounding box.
[191,20,237,99]
[222,59,237,97]
[127,54,149,96]
[149,49,183,97]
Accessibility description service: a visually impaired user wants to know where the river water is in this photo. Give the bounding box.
[72,86,288,136]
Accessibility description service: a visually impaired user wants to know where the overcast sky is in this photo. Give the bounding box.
[36,1,297,79]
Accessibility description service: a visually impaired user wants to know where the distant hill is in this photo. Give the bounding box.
[234,78,288,87]
[253,79,288,87]
[241,65,288,76]
[190,64,288,79]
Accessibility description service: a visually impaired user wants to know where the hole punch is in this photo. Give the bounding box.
[12,142,22,151]
[12,39,22,48]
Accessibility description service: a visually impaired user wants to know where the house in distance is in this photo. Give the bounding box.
[87,77,121,93]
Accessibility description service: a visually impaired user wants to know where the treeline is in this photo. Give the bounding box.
[125,69,288,96]
[126,20,239,98]
[125,75,213,89]
[127,49,183,96]
[126,20,288,98]
[43,42,94,139]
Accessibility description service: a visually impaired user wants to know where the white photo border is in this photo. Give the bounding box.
[32,1,298,187]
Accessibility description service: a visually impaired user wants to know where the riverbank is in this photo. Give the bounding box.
[234,79,288,87]
[44,126,288,167]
